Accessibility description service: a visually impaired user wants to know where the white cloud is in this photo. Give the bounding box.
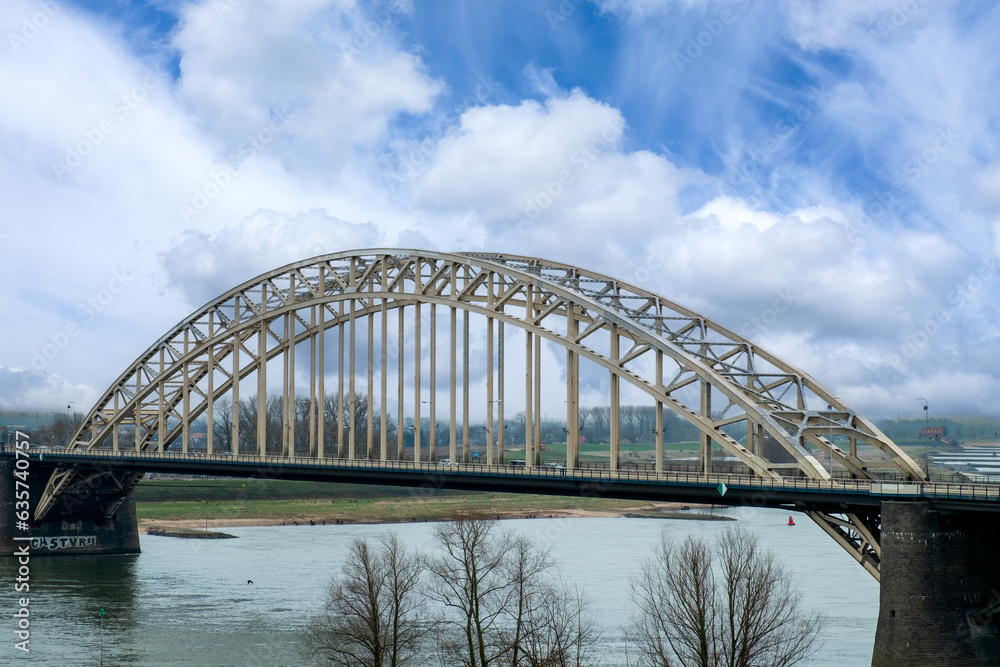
[415,91,628,214]
[0,0,441,407]
[686,196,780,232]
[391,83,998,418]
[172,0,443,177]
[0,0,218,392]
[612,194,994,416]
[842,370,1000,418]
[159,209,383,308]
[594,0,716,19]
[648,202,939,333]
[406,90,700,266]
[0,367,97,412]
[783,0,932,52]
[523,62,562,98]
[781,0,1000,256]
[2,0,998,426]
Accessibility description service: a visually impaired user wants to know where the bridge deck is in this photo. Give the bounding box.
[9,447,1000,514]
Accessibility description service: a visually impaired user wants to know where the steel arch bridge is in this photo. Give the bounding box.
[35,249,923,578]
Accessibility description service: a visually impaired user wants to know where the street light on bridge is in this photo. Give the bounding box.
[66,401,76,447]
[827,404,834,480]
[916,398,929,475]
[916,398,928,431]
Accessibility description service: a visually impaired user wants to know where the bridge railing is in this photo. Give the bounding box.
[8,445,1000,504]
[24,443,979,485]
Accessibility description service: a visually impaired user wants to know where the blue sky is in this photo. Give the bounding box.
[1,0,999,420]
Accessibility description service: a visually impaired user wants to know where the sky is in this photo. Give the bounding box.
[1,0,999,422]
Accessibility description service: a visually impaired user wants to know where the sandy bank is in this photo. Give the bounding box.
[139,502,721,534]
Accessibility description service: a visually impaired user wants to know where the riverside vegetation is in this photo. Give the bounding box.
[134,478,723,528]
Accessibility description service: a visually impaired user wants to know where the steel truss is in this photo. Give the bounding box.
[35,250,922,578]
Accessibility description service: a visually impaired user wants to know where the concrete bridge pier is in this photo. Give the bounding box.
[873,500,1000,666]
[1,458,140,556]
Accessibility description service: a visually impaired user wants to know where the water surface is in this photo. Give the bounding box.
[2,507,878,665]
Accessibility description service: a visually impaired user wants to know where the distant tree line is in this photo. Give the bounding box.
[875,417,1000,443]
[15,413,79,447]
[200,396,707,455]
[42,399,978,454]
[11,400,712,453]
[506,406,702,446]
[210,392,391,457]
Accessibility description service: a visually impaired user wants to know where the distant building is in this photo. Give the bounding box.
[921,426,944,438]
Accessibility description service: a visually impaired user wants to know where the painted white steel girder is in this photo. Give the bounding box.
[34,250,921,577]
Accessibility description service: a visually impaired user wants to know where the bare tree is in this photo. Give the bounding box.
[317,392,385,457]
[630,533,716,666]
[586,407,609,444]
[520,583,598,667]
[511,412,528,445]
[428,519,598,667]
[294,396,313,456]
[619,405,639,443]
[213,397,234,452]
[428,519,513,666]
[503,536,552,665]
[715,528,820,667]
[629,526,821,667]
[304,534,429,667]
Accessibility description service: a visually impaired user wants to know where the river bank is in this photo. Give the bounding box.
[135,478,725,535]
[139,500,725,534]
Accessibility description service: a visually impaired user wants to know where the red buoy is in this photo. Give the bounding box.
[787,516,795,526]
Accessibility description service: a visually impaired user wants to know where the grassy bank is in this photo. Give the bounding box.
[135,478,705,526]
[508,440,699,463]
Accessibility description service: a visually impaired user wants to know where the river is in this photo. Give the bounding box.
[3,507,878,665]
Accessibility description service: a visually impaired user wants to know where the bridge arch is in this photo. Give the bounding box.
[37,249,922,577]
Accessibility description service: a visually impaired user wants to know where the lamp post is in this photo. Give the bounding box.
[480,425,491,462]
[827,404,834,481]
[916,398,928,475]
[66,401,76,447]
[488,399,502,463]
[0,400,4,446]
[916,398,928,431]
[421,401,432,459]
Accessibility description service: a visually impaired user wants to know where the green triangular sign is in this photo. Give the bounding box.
[718,483,728,497]
[99,608,105,616]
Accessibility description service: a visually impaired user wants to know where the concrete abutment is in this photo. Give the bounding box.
[873,500,1000,666]
[1,458,140,556]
